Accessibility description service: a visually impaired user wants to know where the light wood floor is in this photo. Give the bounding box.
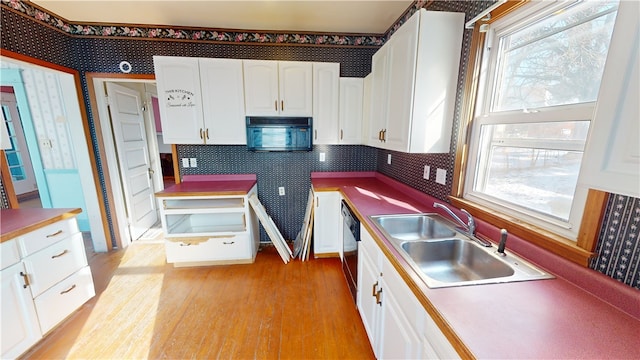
[21,239,375,359]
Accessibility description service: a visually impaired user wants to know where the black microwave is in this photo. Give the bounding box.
[246,116,313,151]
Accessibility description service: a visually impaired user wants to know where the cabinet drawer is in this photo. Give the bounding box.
[165,233,251,264]
[34,266,95,334]
[17,218,79,257]
[24,233,88,297]
[1,240,20,270]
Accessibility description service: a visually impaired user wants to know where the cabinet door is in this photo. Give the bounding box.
[368,43,390,146]
[313,191,342,256]
[1,263,42,359]
[384,10,419,152]
[339,78,364,144]
[361,74,372,147]
[279,61,313,116]
[199,58,246,144]
[312,63,340,144]
[153,56,205,144]
[243,60,280,116]
[379,280,423,359]
[580,1,639,198]
[357,228,382,358]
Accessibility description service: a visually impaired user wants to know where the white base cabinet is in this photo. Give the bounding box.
[312,190,342,257]
[1,215,95,359]
[158,186,260,267]
[358,226,459,359]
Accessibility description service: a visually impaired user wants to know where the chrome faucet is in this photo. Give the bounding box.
[433,202,491,247]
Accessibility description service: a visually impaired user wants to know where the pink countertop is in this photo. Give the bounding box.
[0,208,82,243]
[312,171,640,359]
[155,174,257,197]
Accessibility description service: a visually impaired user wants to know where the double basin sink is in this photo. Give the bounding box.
[370,213,553,288]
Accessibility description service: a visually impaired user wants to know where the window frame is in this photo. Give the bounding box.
[451,0,613,267]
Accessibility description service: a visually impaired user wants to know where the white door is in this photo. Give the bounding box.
[0,92,38,195]
[106,83,158,241]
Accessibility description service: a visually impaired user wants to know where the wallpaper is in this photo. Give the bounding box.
[1,0,639,289]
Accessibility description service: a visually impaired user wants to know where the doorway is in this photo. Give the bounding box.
[0,89,40,207]
[0,54,109,253]
[89,75,165,248]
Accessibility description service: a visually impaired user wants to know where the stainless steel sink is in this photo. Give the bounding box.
[401,239,514,282]
[369,214,554,288]
[370,214,457,240]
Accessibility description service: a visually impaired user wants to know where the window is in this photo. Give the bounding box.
[465,0,619,240]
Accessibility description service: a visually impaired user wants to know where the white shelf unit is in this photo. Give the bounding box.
[157,185,260,266]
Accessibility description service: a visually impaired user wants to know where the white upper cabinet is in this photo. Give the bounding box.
[369,9,464,153]
[312,62,340,144]
[580,1,639,198]
[339,77,364,144]
[199,58,247,144]
[153,56,204,144]
[244,60,313,117]
[153,56,246,144]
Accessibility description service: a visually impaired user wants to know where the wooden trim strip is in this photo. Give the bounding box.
[577,189,609,252]
[0,150,19,208]
[171,144,180,184]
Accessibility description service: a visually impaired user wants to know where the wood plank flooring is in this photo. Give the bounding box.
[20,239,375,359]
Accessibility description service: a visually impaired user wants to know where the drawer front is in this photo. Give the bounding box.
[0,240,20,270]
[24,233,88,297]
[18,218,79,257]
[165,234,251,264]
[34,266,95,334]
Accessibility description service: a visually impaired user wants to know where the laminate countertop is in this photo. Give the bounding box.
[0,208,82,243]
[155,174,257,197]
[311,171,640,359]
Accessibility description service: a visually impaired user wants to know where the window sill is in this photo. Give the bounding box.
[449,197,594,267]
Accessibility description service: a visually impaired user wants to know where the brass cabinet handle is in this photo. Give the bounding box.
[60,284,77,295]
[340,129,343,140]
[222,241,235,245]
[20,271,30,289]
[51,249,69,259]
[281,100,284,111]
[199,128,204,139]
[378,130,383,141]
[372,281,378,297]
[275,100,278,111]
[375,288,383,305]
[179,242,195,247]
[46,230,63,238]
[205,128,209,140]
[382,129,387,142]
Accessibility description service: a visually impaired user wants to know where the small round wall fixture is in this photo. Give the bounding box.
[119,61,132,73]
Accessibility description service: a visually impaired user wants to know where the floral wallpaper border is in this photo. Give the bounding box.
[2,0,427,47]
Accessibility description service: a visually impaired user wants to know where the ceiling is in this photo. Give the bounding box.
[29,0,415,35]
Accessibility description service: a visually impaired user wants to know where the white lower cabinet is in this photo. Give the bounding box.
[1,215,94,359]
[312,190,342,257]
[1,261,42,359]
[358,226,459,359]
[158,185,260,266]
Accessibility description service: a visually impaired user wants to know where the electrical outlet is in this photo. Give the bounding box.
[319,152,326,162]
[181,158,190,168]
[190,158,197,167]
[436,168,447,185]
[423,165,430,180]
[387,154,392,165]
[278,186,285,196]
